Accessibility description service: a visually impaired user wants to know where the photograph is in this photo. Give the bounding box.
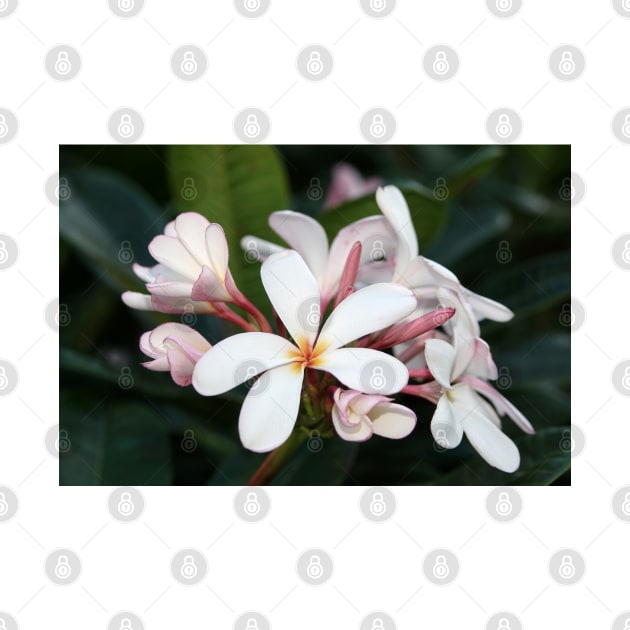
[59,144,570,486]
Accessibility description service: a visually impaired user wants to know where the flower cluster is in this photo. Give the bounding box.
[123,184,533,472]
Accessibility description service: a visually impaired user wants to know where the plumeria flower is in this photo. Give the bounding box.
[122,212,269,331]
[332,388,416,442]
[140,323,211,387]
[122,212,234,313]
[193,249,417,452]
[324,162,383,209]
[424,338,534,472]
[370,185,514,323]
[241,210,396,307]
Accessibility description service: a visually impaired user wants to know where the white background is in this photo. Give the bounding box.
[0,0,628,628]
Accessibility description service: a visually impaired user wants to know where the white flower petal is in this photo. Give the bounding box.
[370,402,416,439]
[121,291,154,311]
[239,363,304,452]
[466,338,498,381]
[174,212,211,268]
[148,235,200,280]
[269,211,329,286]
[316,283,416,353]
[424,338,455,389]
[314,348,409,394]
[463,411,520,473]
[261,250,321,353]
[376,185,418,266]
[142,322,210,355]
[205,223,229,280]
[240,235,285,262]
[430,395,463,448]
[462,376,535,434]
[192,332,297,396]
[465,290,514,322]
[132,263,157,283]
[323,215,396,298]
[332,406,373,442]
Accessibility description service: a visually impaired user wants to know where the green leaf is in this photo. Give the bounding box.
[425,203,511,266]
[166,145,290,310]
[271,438,359,485]
[492,333,570,388]
[60,393,173,485]
[60,347,244,407]
[473,251,570,318]
[430,426,571,486]
[444,146,504,197]
[207,436,359,486]
[59,166,165,291]
[318,182,449,252]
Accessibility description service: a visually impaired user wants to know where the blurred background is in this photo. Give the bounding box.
[59,144,570,486]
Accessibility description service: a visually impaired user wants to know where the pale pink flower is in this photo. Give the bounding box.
[140,323,211,387]
[332,388,416,442]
